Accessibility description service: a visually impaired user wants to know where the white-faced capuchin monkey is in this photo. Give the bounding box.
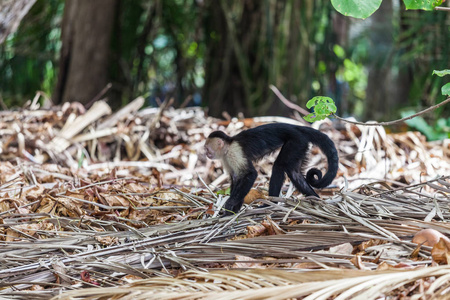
[204,123,339,215]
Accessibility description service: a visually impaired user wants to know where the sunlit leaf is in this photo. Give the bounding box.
[304,96,337,123]
[404,0,443,11]
[441,83,450,96]
[432,69,450,77]
[331,0,382,19]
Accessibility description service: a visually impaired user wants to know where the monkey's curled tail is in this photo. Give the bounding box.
[302,128,339,189]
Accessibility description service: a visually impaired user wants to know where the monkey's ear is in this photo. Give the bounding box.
[217,138,224,149]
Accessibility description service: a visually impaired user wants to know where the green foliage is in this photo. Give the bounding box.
[432,70,450,96]
[0,0,63,106]
[304,96,337,123]
[432,70,450,77]
[331,0,382,19]
[111,0,205,104]
[396,8,449,120]
[332,0,445,19]
[333,45,346,59]
[403,0,443,11]
[441,83,450,96]
[333,45,368,100]
[401,110,449,140]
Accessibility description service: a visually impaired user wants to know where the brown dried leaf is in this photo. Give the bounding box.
[292,262,322,269]
[232,255,262,268]
[119,274,144,284]
[261,216,285,235]
[101,194,130,207]
[413,229,450,247]
[356,239,386,252]
[247,224,267,238]
[431,238,450,264]
[95,236,119,246]
[5,228,20,242]
[350,255,369,270]
[377,261,416,270]
[244,189,265,204]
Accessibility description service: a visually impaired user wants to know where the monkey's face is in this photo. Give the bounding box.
[204,137,225,160]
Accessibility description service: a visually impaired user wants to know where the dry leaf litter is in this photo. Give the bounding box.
[0,96,449,299]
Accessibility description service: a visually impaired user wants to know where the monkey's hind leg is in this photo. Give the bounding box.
[268,161,285,197]
[275,140,319,198]
[286,168,319,198]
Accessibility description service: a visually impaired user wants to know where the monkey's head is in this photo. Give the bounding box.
[204,131,232,160]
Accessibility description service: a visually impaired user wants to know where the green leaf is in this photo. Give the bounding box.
[304,113,327,122]
[303,113,317,123]
[401,110,449,141]
[433,69,450,77]
[303,96,337,123]
[328,103,338,113]
[403,0,442,11]
[331,0,382,19]
[442,83,450,96]
[315,106,326,115]
[306,99,317,110]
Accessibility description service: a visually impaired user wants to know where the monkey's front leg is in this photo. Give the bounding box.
[224,169,257,215]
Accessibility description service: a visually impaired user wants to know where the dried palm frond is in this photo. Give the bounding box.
[50,267,450,300]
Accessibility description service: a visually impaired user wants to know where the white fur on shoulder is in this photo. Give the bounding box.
[223,142,248,176]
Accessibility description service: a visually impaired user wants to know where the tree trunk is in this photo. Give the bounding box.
[203,0,319,118]
[203,0,259,118]
[54,0,117,105]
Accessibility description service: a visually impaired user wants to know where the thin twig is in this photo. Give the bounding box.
[271,83,450,127]
[269,85,310,116]
[333,97,450,126]
[435,7,450,11]
[85,83,113,109]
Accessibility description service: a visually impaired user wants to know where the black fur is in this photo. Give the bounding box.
[209,123,339,215]
[208,131,233,143]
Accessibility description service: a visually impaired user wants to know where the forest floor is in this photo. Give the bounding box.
[0,98,449,299]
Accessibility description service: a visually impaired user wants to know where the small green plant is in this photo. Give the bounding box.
[401,110,449,140]
[304,96,337,123]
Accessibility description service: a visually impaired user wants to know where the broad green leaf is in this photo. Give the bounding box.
[433,69,450,77]
[331,0,382,19]
[403,0,443,11]
[442,83,450,96]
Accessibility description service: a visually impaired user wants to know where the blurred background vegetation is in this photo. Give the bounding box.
[0,0,448,137]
